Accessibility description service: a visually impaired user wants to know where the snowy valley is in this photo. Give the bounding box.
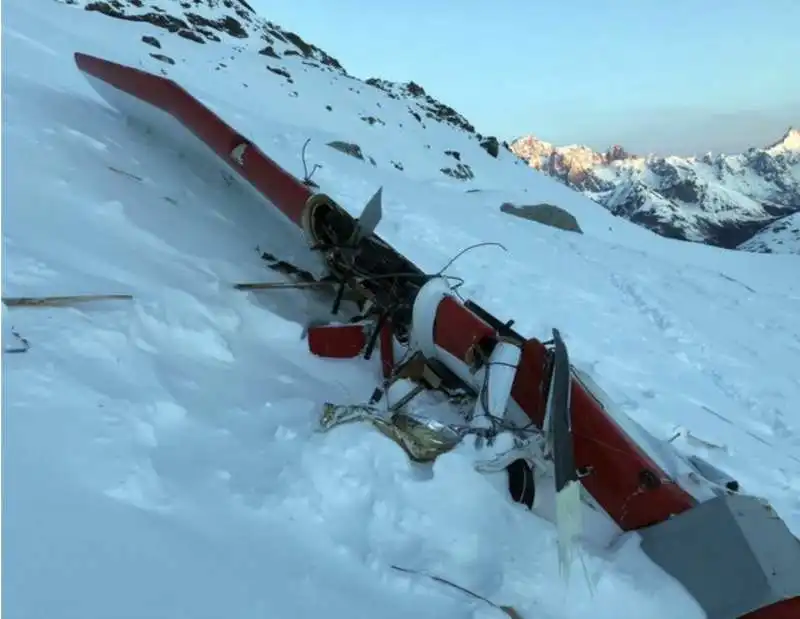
[511,130,800,254]
[3,1,800,619]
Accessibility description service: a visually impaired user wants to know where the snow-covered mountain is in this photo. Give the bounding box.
[4,1,800,619]
[739,211,800,254]
[511,129,800,254]
[56,0,513,178]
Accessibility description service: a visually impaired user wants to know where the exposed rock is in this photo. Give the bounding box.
[232,0,255,13]
[605,144,629,162]
[327,141,364,160]
[80,0,346,69]
[280,30,343,70]
[444,150,461,161]
[185,13,246,38]
[406,81,425,97]
[479,136,500,158]
[422,101,474,134]
[500,203,582,234]
[85,2,189,31]
[281,30,312,56]
[360,115,385,127]
[149,53,175,65]
[265,24,287,43]
[266,66,293,83]
[366,78,399,100]
[258,45,279,58]
[441,163,474,181]
[141,35,161,48]
[178,29,205,43]
[365,78,475,134]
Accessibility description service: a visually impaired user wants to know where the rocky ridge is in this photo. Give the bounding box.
[58,0,511,182]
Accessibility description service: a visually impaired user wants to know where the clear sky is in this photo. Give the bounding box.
[249,0,799,155]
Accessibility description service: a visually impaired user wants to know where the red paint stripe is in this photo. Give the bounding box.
[74,53,312,226]
[511,339,548,426]
[432,295,494,362]
[438,299,696,530]
[570,379,695,529]
[307,324,366,358]
[740,597,800,619]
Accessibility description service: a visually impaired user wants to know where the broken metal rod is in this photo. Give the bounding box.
[389,565,523,618]
[2,294,134,308]
[233,281,338,291]
[388,382,426,412]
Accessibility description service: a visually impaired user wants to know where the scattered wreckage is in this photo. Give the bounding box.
[73,51,800,619]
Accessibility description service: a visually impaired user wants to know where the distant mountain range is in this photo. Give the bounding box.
[510,128,800,254]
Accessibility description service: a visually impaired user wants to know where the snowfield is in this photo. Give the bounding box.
[3,1,800,618]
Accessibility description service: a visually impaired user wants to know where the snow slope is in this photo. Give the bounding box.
[3,1,800,618]
[510,130,800,253]
[739,212,800,254]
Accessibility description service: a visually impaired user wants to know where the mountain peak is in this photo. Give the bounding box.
[768,126,800,152]
[509,135,633,188]
[511,129,800,252]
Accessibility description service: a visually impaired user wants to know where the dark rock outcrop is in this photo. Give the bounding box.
[141,35,161,48]
[500,203,583,234]
[479,136,500,158]
[441,163,474,181]
[326,141,365,160]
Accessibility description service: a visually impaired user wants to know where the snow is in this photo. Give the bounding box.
[3,1,800,618]
[739,212,800,255]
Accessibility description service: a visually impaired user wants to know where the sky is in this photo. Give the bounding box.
[250,0,800,156]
